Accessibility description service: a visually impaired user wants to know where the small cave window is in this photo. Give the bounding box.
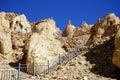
[14,26,16,31]
[25,27,27,31]
[16,21,19,24]
[109,20,113,26]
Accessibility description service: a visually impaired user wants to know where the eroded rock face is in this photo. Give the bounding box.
[26,19,65,74]
[4,12,31,33]
[1,11,120,71]
[10,14,31,33]
[0,12,12,63]
[82,21,88,31]
[0,12,12,55]
[103,13,120,37]
[73,22,91,37]
[112,28,120,68]
[0,12,10,31]
[0,12,32,63]
[0,31,12,55]
[87,13,120,68]
[90,13,120,46]
[27,19,64,61]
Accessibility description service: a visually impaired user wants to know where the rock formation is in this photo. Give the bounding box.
[82,21,88,31]
[5,12,31,33]
[0,12,12,63]
[73,21,91,37]
[112,25,120,68]
[26,19,65,74]
[0,12,31,63]
[63,20,75,38]
[88,13,120,68]
[89,13,120,46]
[1,11,120,75]
[0,12,12,54]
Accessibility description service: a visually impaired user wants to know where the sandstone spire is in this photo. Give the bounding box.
[68,20,71,25]
[82,21,88,29]
[63,20,75,37]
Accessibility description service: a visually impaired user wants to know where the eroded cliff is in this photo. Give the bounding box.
[0,12,120,79]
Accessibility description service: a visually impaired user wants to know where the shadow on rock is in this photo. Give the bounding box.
[9,47,28,74]
[84,37,119,79]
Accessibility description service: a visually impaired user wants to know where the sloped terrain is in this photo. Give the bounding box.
[0,12,120,80]
[27,37,118,80]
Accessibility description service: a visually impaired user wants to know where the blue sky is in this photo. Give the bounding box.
[0,0,120,31]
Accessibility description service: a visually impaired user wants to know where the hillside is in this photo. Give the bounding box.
[0,12,120,80]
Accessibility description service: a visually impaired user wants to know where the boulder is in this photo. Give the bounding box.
[26,19,65,74]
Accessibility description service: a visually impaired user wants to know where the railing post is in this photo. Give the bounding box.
[75,47,78,57]
[47,60,50,74]
[33,62,35,76]
[18,63,21,80]
[68,52,70,62]
[59,54,61,65]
